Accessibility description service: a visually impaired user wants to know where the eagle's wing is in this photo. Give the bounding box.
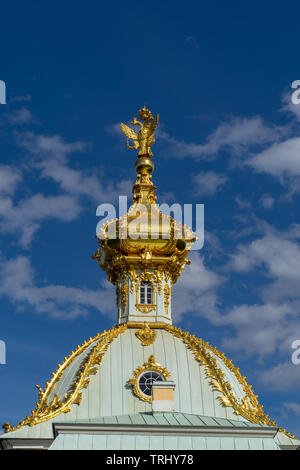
[150,113,159,133]
[120,122,138,140]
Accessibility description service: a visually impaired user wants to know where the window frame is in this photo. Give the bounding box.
[139,281,153,305]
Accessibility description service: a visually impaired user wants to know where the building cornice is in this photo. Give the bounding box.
[52,421,278,439]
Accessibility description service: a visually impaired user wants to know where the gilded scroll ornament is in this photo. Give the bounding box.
[135,323,157,346]
[135,304,156,314]
[121,281,128,313]
[165,324,296,440]
[129,267,136,294]
[156,267,163,295]
[3,325,127,433]
[164,283,170,315]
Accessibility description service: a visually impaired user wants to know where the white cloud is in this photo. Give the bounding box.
[170,248,300,363]
[0,193,82,247]
[0,132,133,247]
[16,131,132,204]
[281,89,300,122]
[106,122,123,138]
[243,92,300,195]
[0,254,115,319]
[234,196,253,210]
[172,251,224,321]
[260,193,274,209]
[220,303,298,357]
[7,107,34,125]
[16,131,87,159]
[170,225,300,365]
[283,402,300,416]
[247,137,300,180]
[158,116,282,160]
[0,165,22,196]
[228,229,300,301]
[260,361,300,391]
[10,94,32,103]
[219,226,300,360]
[192,171,228,196]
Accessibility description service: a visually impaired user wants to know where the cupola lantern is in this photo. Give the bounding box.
[93,106,195,325]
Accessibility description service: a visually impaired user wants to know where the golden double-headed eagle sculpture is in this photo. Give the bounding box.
[120,105,159,157]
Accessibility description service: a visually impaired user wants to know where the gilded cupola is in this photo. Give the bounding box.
[93,106,196,325]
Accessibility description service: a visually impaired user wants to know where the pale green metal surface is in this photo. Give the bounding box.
[55,411,276,428]
[49,432,280,450]
[1,328,299,450]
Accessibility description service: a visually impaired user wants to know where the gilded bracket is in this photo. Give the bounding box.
[135,323,157,346]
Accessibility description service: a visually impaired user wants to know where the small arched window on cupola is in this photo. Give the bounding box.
[140,281,153,305]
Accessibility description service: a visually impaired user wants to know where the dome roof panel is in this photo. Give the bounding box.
[4,324,293,441]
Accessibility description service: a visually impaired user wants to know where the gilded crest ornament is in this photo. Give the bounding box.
[135,323,157,346]
[121,105,159,157]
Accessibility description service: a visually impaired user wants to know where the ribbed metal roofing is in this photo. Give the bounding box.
[58,412,276,428]
[1,326,299,450]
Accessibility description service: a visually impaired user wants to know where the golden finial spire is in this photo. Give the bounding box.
[94,106,196,327]
[121,106,159,205]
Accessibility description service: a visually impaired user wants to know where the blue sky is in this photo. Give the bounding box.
[1,0,300,437]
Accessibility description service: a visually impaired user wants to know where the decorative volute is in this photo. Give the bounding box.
[93,106,195,325]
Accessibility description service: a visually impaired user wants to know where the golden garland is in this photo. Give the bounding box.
[164,324,297,440]
[164,283,170,315]
[3,324,127,433]
[3,322,297,441]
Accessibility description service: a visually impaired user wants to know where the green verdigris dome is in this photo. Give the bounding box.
[1,324,298,450]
